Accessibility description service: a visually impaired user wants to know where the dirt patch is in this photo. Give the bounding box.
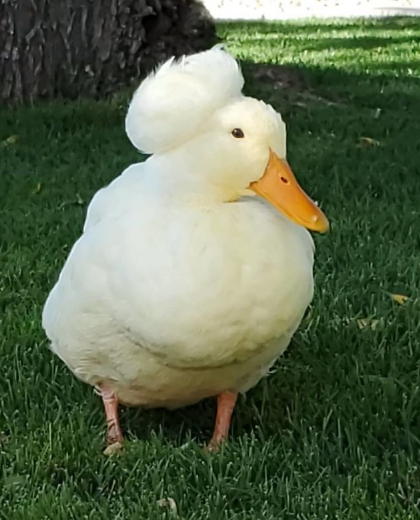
[247,63,308,93]
[246,63,347,110]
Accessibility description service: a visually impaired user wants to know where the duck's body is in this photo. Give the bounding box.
[43,48,328,450]
[44,160,314,409]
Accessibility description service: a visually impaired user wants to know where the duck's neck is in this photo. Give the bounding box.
[145,150,247,208]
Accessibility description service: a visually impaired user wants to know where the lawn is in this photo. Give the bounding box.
[1,17,420,520]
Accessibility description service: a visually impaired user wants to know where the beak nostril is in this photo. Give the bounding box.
[280,176,289,184]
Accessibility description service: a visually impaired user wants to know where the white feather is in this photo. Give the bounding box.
[125,48,244,154]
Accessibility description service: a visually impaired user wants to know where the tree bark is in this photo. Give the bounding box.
[0,0,215,103]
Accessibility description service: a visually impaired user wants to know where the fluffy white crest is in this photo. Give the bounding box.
[125,47,244,154]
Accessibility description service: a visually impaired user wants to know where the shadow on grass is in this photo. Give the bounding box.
[240,60,420,116]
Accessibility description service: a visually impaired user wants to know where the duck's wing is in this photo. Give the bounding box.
[83,162,145,233]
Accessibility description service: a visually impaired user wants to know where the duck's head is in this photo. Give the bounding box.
[126,47,329,233]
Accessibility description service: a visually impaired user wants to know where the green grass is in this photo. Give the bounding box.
[1,17,420,519]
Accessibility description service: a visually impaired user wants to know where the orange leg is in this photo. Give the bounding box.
[208,391,238,452]
[97,385,123,447]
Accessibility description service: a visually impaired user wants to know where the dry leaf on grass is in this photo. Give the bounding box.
[157,497,177,514]
[32,182,42,195]
[390,293,409,305]
[1,134,19,146]
[357,318,380,330]
[360,136,381,146]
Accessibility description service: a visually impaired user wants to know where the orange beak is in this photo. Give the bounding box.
[250,150,329,233]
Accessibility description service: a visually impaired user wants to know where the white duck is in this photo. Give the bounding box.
[43,47,328,452]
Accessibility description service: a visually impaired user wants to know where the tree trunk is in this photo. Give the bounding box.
[0,0,215,103]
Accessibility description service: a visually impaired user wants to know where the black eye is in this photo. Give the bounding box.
[231,128,245,139]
